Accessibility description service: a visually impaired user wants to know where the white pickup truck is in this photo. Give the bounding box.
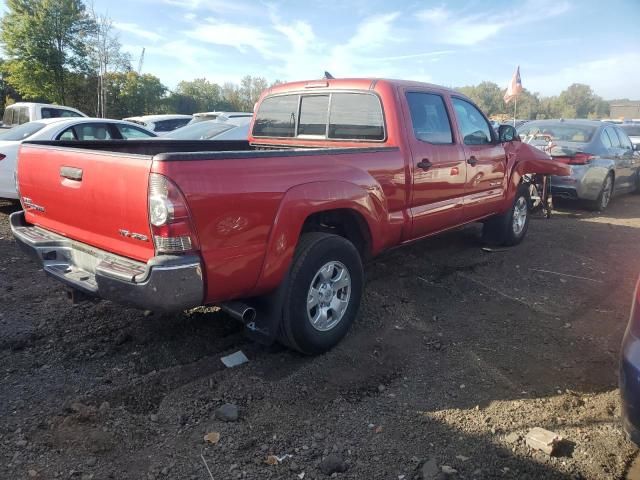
[1,102,86,129]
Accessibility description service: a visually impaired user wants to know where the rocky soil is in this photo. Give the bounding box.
[1,194,639,479]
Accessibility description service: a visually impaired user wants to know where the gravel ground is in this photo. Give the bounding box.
[1,194,639,480]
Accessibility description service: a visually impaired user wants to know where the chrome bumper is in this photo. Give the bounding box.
[10,211,204,312]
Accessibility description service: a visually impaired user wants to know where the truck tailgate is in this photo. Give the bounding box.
[17,144,155,262]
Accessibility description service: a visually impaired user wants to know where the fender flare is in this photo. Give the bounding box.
[253,180,387,294]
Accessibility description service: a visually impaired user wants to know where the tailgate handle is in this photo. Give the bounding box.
[60,166,83,181]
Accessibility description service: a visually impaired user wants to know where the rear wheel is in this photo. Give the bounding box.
[279,233,364,355]
[588,173,613,211]
[482,183,531,246]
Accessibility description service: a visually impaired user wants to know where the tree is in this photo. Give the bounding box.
[457,81,504,117]
[174,78,224,112]
[238,75,268,111]
[87,7,131,117]
[1,0,95,104]
[105,71,167,118]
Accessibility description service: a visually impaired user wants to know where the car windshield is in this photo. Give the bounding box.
[164,121,233,139]
[517,123,597,143]
[621,124,640,136]
[0,122,47,141]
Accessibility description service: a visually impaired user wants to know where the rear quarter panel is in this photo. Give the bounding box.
[153,148,408,302]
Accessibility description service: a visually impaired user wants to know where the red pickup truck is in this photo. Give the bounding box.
[10,78,569,354]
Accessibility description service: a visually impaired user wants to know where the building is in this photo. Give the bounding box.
[610,101,640,120]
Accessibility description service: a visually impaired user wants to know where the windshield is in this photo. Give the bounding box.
[517,123,597,143]
[163,121,233,139]
[0,122,46,141]
[621,124,640,136]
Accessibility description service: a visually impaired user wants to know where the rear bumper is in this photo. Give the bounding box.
[621,329,640,446]
[550,164,609,201]
[10,211,204,312]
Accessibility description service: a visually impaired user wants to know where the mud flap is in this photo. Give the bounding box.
[241,270,291,345]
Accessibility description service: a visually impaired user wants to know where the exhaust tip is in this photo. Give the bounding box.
[242,308,257,324]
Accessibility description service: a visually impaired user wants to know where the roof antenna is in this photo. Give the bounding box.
[323,71,334,80]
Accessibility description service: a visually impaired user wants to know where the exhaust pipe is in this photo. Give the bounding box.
[220,301,257,324]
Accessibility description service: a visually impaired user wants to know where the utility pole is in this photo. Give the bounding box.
[137,48,145,75]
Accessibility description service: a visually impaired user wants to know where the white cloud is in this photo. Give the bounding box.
[114,22,162,42]
[185,18,274,57]
[417,0,571,46]
[161,0,256,16]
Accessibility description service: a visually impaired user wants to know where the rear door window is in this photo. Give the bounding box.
[405,92,453,144]
[328,93,384,140]
[74,123,113,140]
[605,127,621,148]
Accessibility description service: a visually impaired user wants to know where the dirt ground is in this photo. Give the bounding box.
[1,194,639,480]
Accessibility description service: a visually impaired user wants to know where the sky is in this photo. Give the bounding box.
[2,0,640,99]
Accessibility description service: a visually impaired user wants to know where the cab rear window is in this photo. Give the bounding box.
[253,92,385,141]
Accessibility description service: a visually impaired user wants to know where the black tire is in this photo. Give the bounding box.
[634,170,640,194]
[587,173,614,211]
[482,183,531,246]
[279,233,364,355]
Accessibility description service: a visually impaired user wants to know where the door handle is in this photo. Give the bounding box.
[467,156,478,166]
[417,159,432,170]
[60,166,83,181]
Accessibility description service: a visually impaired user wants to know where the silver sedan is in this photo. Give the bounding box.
[518,119,640,210]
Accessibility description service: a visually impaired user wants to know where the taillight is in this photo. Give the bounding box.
[148,173,199,254]
[569,153,595,165]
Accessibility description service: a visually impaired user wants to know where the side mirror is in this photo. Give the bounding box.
[498,124,518,143]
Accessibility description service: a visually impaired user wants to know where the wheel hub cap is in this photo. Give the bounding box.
[307,261,351,332]
[512,196,528,235]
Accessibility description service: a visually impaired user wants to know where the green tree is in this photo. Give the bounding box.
[457,81,504,117]
[105,71,167,118]
[174,78,223,112]
[1,0,95,104]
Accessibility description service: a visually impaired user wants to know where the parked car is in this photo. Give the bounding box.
[621,123,640,149]
[1,102,86,129]
[163,117,251,140]
[621,276,640,445]
[518,119,640,210]
[10,77,569,354]
[123,114,192,133]
[0,117,156,199]
[188,111,252,124]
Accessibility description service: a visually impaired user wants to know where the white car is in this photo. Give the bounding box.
[163,117,251,140]
[188,111,253,125]
[1,102,86,129]
[123,114,192,133]
[0,118,156,199]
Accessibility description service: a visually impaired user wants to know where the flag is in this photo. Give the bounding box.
[504,66,523,104]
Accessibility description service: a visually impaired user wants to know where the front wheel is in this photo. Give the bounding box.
[279,233,364,355]
[482,183,531,246]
